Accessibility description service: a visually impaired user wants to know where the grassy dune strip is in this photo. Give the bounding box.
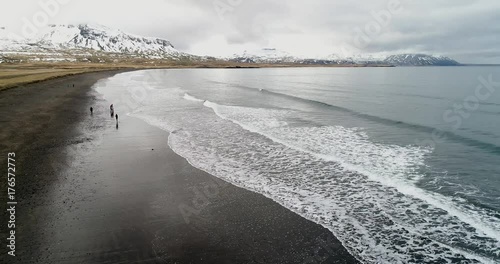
[0,69,110,91]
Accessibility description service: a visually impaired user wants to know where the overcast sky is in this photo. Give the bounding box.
[1,0,500,63]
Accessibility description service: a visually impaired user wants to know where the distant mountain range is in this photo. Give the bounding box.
[384,54,460,66]
[228,48,357,65]
[228,49,461,66]
[0,24,461,66]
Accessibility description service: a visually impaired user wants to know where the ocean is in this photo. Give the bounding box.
[95,67,500,263]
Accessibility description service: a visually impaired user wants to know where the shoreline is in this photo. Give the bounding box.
[0,70,131,263]
[0,70,360,263]
[0,62,394,91]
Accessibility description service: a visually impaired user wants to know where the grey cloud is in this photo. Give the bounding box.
[1,0,499,63]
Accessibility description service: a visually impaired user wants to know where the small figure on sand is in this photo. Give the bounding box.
[110,104,114,117]
[115,114,119,129]
[90,107,93,115]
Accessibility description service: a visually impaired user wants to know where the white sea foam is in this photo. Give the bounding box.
[96,71,500,264]
[202,101,500,263]
[183,93,204,102]
[204,101,500,243]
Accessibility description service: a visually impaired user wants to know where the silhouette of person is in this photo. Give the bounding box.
[90,107,93,115]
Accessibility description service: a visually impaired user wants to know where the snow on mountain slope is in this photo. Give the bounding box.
[229,48,356,65]
[0,27,19,41]
[230,48,297,63]
[228,49,461,66]
[384,54,460,66]
[324,53,390,64]
[0,24,196,63]
[0,27,31,52]
[34,24,185,58]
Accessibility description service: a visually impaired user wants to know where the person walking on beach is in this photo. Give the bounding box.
[110,104,114,117]
[90,107,93,115]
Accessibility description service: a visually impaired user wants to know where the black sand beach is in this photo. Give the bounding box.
[0,71,359,263]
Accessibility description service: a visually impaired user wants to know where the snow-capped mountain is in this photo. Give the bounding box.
[0,24,196,63]
[35,24,185,58]
[324,53,390,64]
[230,48,298,63]
[229,48,356,65]
[384,54,460,66]
[228,50,461,66]
[0,27,28,51]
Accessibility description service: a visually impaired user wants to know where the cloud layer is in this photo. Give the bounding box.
[1,0,499,63]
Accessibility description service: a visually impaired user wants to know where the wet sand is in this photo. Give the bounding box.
[0,71,359,263]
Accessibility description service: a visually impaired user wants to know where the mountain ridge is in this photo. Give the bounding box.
[226,48,461,66]
[35,24,182,57]
[0,24,461,66]
[384,54,460,66]
[0,24,199,63]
